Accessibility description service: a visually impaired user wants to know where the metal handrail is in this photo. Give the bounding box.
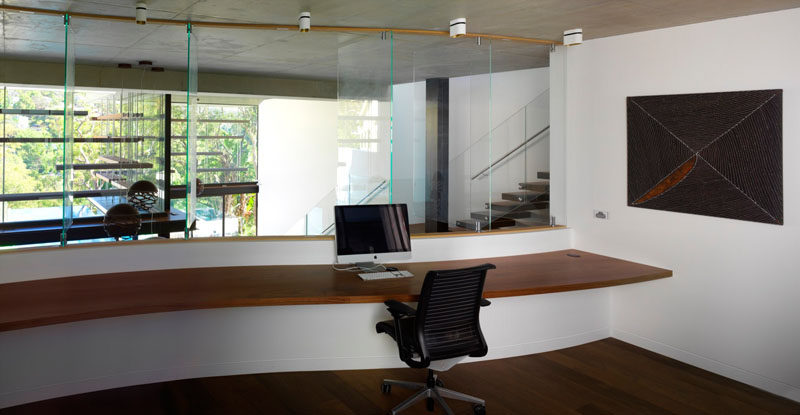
[470,125,550,180]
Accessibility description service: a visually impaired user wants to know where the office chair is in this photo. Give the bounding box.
[376,263,496,415]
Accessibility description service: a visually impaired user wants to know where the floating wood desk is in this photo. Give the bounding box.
[0,249,671,332]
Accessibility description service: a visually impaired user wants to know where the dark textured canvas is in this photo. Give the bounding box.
[627,90,782,225]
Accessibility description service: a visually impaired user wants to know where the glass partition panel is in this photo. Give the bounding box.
[336,33,391,213]
[62,14,75,245]
[484,41,553,230]
[390,35,492,234]
[185,23,198,238]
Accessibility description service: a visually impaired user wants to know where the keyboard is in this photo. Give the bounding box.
[358,270,414,281]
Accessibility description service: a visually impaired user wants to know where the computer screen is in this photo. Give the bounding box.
[334,204,411,266]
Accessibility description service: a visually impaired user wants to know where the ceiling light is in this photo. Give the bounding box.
[135,1,147,25]
[563,28,583,46]
[450,18,466,38]
[298,12,311,32]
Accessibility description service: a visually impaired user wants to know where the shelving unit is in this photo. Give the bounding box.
[168,103,258,237]
[0,87,186,245]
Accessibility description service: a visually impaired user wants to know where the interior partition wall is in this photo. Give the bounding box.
[1,16,559,246]
[302,31,558,236]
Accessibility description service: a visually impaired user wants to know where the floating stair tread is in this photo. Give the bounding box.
[518,181,550,191]
[501,190,549,203]
[537,171,550,180]
[455,217,516,231]
[486,200,549,211]
[471,210,532,220]
[515,217,551,227]
[0,109,88,116]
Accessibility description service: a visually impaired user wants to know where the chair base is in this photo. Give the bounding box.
[382,370,485,415]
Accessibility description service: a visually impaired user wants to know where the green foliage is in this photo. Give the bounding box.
[3,88,258,238]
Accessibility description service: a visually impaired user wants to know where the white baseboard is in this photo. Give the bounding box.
[612,329,800,403]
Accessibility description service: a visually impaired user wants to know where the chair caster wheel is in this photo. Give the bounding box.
[381,383,391,394]
[435,379,444,387]
[473,404,486,414]
[426,397,434,411]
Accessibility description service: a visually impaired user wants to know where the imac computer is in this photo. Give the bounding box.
[334,204,412,271]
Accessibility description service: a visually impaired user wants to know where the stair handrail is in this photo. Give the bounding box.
[305,178,389,235]
[451,88,549,161]
[470,125,549,180]
[318,179,388,235]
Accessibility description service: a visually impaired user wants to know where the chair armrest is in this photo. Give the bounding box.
[384,299,416,317]
[480,298,491,307]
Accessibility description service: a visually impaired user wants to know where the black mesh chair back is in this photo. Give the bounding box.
[415,263,496,361]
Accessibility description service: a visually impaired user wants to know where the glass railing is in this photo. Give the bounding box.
[450,89,550,231]
[304,178,389,236]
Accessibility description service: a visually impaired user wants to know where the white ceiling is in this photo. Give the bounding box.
[2,0,800,81]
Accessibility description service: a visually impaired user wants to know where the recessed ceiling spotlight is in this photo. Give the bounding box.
[135,1,147,25]
[298,12,311,32]
[450,18,466,38]
[563,28,583,46]
[118,63,133,69]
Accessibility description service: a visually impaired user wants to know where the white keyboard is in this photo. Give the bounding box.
[358,270,414,281]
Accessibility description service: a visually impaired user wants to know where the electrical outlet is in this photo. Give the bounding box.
[593,210,609,220]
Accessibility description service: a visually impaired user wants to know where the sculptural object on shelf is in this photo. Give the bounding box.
[127,180,158,211]
[103,203,142,240]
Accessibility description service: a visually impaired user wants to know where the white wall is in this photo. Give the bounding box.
[565,8,800,401]
[258,98,337,235]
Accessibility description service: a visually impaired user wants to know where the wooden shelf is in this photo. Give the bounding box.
[0,188,127,203]
[196,167,247,173]
[170,135,244,140]
[93,171,130,189]
[171,118,249,124]
[56,161,153,171]
[0,137,155,143]
[0,109,89,116]
[90,113,144,121]
[0,249,671,332]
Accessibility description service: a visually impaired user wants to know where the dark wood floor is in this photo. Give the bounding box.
[3,338,799,415]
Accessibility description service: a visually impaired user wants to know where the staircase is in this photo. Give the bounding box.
[456,171,550,231]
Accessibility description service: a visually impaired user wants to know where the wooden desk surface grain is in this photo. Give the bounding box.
[0,249,671,332]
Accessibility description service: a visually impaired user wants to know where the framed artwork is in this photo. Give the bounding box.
[627,89,782,225]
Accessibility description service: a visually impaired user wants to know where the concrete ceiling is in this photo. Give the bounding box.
[2,0,800,82]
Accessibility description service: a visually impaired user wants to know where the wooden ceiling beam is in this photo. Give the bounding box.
[0,4,562,46]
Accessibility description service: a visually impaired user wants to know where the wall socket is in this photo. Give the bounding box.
[593,210,609,219]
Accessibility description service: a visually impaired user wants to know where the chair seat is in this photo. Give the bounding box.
[376,318,419,354]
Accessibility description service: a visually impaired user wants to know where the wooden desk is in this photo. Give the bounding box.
[0,249,671,332]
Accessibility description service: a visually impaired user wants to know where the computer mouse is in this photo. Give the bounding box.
[385,267,398,272]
